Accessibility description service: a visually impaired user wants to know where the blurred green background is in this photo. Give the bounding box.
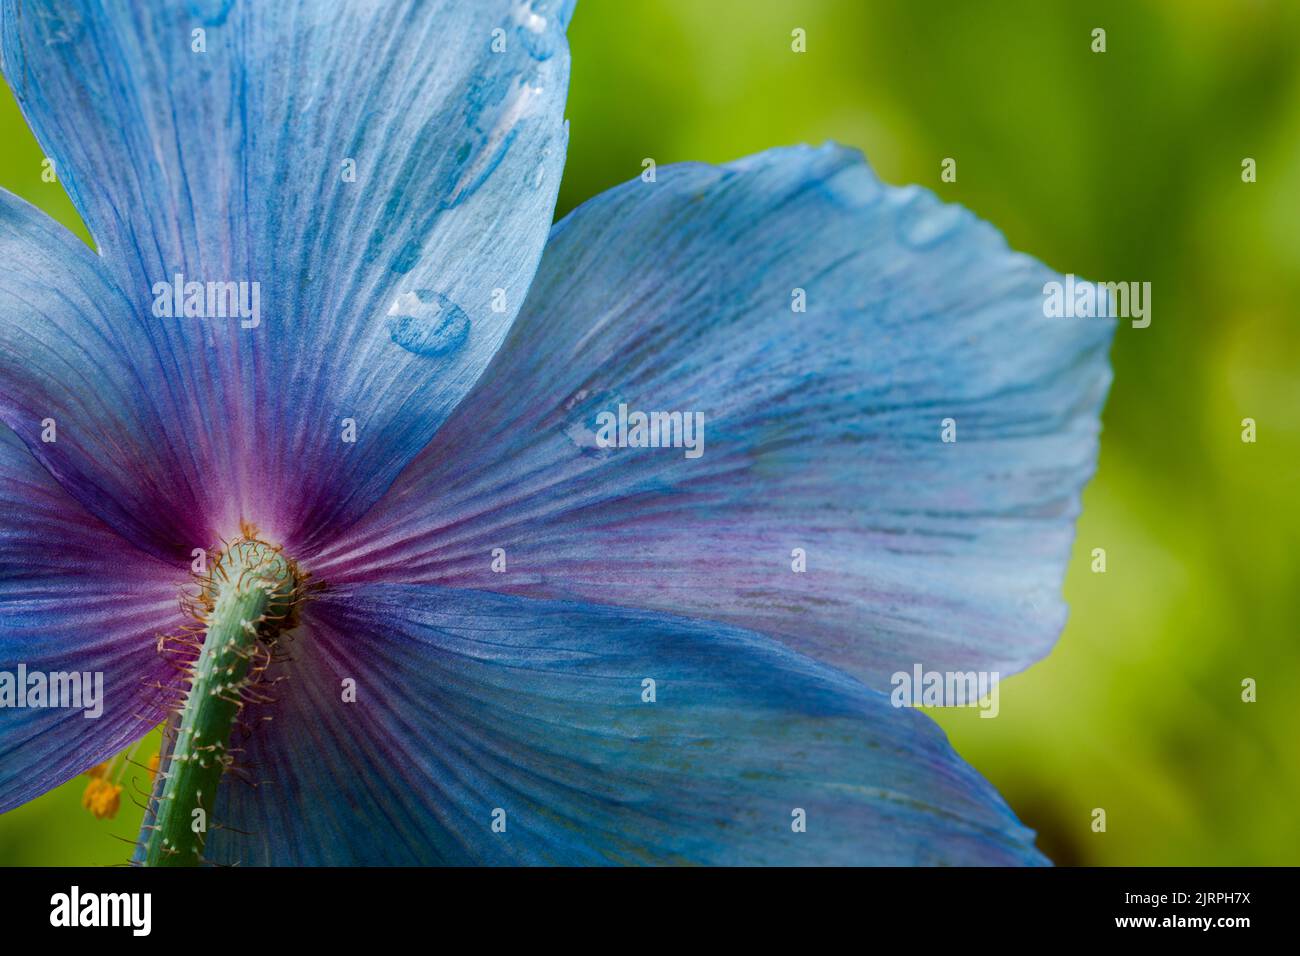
[1,0,1296,866]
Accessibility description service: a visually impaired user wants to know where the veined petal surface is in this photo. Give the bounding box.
[0,424,186,813]
[0,0,573,556]
[313,144,1115,691]
[205,584,1048,865]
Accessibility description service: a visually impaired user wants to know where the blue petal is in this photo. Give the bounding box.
[0,0,571,554]
[313,144,1115,693]
[0,423,187,813]
[203,584,1047,865]
[0,186,208,557]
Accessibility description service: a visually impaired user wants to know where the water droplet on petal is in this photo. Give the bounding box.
[386,290,471,358]
[448,75,547,207]
[513,1,561,60]
[561,388,616,458]
[563,421,612,459]
[562,388,590,412]
[898,197,966,250]
[514,2,548,34]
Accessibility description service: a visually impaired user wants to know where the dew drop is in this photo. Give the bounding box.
[563,421,612,459]
[386,290,471,358]
[513,1,561,60]
[514,2,548,34]
[898,198,966,250]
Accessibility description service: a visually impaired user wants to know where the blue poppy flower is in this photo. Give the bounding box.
[0,0,1112,865]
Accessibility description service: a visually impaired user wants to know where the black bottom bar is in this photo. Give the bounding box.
[3,866,1289,941]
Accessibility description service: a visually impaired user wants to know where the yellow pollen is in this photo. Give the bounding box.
[81,778,122,820]
[80,745,161,820]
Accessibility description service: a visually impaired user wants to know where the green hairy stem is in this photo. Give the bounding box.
[143,540,297,866]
